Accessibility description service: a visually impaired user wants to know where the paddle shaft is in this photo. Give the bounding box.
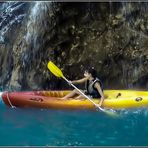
[47,61,118,116]
[63,77,105,112]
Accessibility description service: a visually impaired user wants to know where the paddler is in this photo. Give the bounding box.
[62,67,104,107]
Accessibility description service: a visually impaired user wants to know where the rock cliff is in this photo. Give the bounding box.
[0,2,148,90]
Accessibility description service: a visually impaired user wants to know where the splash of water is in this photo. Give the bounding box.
[0,92,3,97]
[0,91,4,104]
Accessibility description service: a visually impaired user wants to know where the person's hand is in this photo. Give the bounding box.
[97,103,102,108]
[68,80,72,85]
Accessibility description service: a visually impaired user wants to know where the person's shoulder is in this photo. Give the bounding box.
[94,78,100,84]
[94,81,101,88]
[95,77,101,81]
[94,78,102,85]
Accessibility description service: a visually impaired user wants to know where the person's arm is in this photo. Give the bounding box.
[72,77,88,84]
[94,82,104,107]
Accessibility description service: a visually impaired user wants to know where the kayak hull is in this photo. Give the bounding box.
[1,90,148,109]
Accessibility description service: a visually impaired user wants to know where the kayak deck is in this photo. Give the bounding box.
[1,90,148,109]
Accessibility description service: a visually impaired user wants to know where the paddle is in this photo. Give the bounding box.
[47,61,118,117]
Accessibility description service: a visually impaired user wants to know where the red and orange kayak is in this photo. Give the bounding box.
[1,90,148,109]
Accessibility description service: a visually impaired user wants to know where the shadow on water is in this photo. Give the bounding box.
[0,97,148,146]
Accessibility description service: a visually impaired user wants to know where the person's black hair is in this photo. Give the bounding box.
[87,67,97,78]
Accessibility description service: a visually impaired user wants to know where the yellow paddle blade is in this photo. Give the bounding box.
[47,61,64,78]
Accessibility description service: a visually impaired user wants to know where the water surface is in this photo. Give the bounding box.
[0,95,148,146]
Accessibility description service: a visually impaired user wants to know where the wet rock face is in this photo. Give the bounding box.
[0,2,148,90]
[0,2,31,90]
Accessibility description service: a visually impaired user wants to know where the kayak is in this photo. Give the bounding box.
[1,90,148,109]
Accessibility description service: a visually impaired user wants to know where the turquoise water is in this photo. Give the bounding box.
[0,95,148,146]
